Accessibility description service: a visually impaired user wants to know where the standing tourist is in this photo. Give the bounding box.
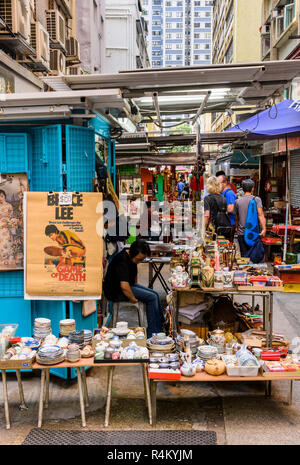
[234,179,266,257]
[204,176,231,238]
[217,174,237,242]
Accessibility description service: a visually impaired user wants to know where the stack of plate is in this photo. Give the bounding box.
[66,344,81,363]
[68,330,84,349]
[83,330,92,346]
[197,345,218,361]
[147,335,175,352]
[60,319,76,337]
[36,345,65,365]
[33,318,51,340]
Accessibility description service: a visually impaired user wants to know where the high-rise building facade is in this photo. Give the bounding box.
[104,0,150,73]
[142,0,213,68]
[210,0,261,132]
[212,0,261,65]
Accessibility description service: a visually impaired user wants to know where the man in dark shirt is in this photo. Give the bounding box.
[103,239,164,337]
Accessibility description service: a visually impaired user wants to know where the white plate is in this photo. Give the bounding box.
[111,328,130,336]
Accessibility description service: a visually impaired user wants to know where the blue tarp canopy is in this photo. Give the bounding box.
[227,99,300,136]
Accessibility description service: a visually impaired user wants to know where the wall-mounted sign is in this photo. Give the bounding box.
[0,64,15,94]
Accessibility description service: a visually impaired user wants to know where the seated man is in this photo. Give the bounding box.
[103,239,164,337]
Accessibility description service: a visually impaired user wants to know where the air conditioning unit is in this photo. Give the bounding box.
[0,0,31,41]
[46,9,66,49]
[31,22,50,69]
[50,49,66,75]
[67,65,83,76]
[66,36,80,60]
[261,24,270,34]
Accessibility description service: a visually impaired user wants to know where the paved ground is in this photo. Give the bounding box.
[1,263,300,445]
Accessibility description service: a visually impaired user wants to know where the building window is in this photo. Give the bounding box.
[153,31,161,35]
[205,32,211,38]
[166,54,172,60]
[176,55,181,60]
[176,11,183,17]
[176,43,182,49]
[225,39,233,63]
[205,22,211,28]
[205,11,211,17]
[176,23,182,28]
[194,22,200,28]
[194,1,201,5]
[166,12,172,17]
[166,44,172,49]
[153,10,160,16]
[176,33,183,38]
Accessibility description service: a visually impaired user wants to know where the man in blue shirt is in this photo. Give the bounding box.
[177,177,185,198]
[218,174,237,241]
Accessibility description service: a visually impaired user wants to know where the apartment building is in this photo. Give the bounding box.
[142,0,213,69]
[75,0,105,75]
[210,0,261,132]
[212,0,261,65]
[261,0,299,61]
[104,0,150,73]
[0,0,82,92]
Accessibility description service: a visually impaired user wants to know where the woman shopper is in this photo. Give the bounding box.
[204,176,231,238]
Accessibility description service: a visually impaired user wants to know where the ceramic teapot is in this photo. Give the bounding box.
[208,328,225,346]
[180,362,196,377]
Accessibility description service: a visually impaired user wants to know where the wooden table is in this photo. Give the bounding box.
[1,359,152,430]
[149,371,299,427]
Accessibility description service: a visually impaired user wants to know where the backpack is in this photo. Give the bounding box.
[244,198,260,247]
[210,195,232,238]
[246,237,265,264]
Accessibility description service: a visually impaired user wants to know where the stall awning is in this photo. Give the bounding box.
[116,152,197,166]
[42,61,300,125]
[227,99,300,136]
[0,89,126,126]
[216,149,259,168]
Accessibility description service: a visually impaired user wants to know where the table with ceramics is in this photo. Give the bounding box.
[0,357,152,430]
[149,369,297,427]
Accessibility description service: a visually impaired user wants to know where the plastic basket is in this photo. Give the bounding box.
[221,355,259,377]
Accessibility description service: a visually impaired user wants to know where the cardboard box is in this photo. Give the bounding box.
[0,358,34,370]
